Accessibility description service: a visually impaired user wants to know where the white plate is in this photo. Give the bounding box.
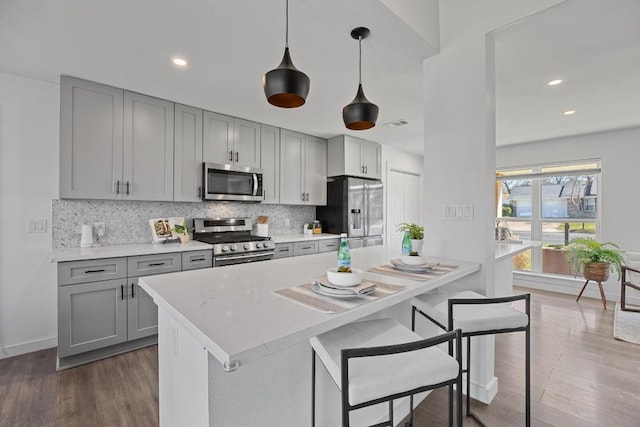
[390,259,436,272]
[311,282,374,298]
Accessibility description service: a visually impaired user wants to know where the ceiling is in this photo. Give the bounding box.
[0,0,437,156]
[1,0,638,155]
[494,0,640,146]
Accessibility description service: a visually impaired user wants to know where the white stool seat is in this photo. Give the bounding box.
[310,318,460,406]
[412,290,529,334]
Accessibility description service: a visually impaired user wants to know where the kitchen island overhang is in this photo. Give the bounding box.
[140,245,481,426]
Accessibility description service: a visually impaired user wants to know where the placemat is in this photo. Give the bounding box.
[273,279,404,314]
[368,263,458,281]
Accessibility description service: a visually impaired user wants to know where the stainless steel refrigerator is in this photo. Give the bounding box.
[316,176,383,248]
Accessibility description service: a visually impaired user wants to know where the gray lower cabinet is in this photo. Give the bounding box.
[319,239,340,253]
[293,241,319,257]
[274,243,294,259]
[58,250,211,363]
[58,278,127,358]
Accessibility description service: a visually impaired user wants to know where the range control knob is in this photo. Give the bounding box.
[263,242,270,249]
[255,242,262,249]
[244,243,250,250]
[230,245,238,252]
[221,245,229,252]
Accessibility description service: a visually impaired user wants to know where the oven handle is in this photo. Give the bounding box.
[215,251,274,262]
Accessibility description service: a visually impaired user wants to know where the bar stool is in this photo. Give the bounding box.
[411,291,531,427]
[310,318,463,427]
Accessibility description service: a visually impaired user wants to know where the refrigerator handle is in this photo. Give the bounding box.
[364,182,369,236]
[351,209,362,230]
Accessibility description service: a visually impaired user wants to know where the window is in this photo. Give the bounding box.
[497,161,601,276]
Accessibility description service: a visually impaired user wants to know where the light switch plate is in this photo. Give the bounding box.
[27,219,47,233]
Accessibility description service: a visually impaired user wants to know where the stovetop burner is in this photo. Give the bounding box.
[192,217,274,257]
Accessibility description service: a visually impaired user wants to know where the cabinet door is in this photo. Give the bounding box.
[123,92,174,201]
[174,104,203,202]
[343,136,365,177]
[279,129,305,205]
[234,118,261,168]
[261,125,280,204]
[127,277,158,341]
[60,76,124,199]
[362,141,382,179]
[304,135,327,205]
[58,279,127,357]
[203,111,234,164]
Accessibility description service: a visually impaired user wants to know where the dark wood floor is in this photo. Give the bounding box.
[2,288,640,426]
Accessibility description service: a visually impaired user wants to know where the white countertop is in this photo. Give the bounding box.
[270,233,341,243]
[51,241,213,262]
[139,245,480,370]
[495,240,541,261]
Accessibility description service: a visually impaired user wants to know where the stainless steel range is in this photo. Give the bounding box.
[193,218,274,267]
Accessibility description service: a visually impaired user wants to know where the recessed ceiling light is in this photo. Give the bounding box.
[172,57,188,67]
[547,79,563,86]
[563,110,576,115]
[384,119,409,128]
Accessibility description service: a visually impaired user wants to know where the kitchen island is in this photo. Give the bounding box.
[494,240,541,296]
[140,245,480,426]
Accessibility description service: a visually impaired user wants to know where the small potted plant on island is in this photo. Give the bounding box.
[397,223,425,254]
[172,220,194,244]
[565,237,625,283]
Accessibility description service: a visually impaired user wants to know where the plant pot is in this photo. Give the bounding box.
[583,262,610,282]
[179,234,190,244]
[411,239,423,254]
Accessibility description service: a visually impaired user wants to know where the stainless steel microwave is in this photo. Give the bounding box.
[203,163,264,202]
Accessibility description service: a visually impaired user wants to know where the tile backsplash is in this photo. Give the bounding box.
[52,200,315,248]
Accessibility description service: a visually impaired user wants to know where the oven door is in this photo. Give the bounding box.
[213,251,275,267]
[204,163,263,202]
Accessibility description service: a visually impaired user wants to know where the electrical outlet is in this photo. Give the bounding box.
[284,218,290,228]
[94,222,106,237]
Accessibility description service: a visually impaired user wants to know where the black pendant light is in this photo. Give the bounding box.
[343,27,379,130]
[263,0,310,108]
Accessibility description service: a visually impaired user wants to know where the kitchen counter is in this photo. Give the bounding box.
[495,239,541,261]
[494,240,541,297]
[50,240,213,262]
[140,245,480,426]
[270,233,340,243]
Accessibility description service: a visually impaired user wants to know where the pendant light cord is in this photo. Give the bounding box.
[285,0,289,48]
[358,36,362,84]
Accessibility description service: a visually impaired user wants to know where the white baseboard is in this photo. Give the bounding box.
[0,336,57,360]
[467,375,498,404]
[513,272,640,306]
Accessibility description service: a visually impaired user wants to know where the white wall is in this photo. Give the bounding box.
[497,126,640,298]
[0,71,59,357]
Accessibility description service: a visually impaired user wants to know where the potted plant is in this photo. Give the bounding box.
[397,223,425,253]
[172,220,194,244]
[565,238,625,282]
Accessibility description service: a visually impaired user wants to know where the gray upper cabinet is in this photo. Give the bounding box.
[279,129,327,205]
[327,135,381,179]
[174,104,203,202]
[60,76,124,200]
[60,76,175,201]
[123,92,174,201]
[260,124,280,204]
[203,112,261,168]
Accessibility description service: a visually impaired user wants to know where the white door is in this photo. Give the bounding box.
[386,169,421,249]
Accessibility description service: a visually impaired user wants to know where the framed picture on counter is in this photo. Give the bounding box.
[149,217,184,243]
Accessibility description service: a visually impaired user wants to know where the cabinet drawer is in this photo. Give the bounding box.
[127,253,181,277]
[293,241,319,257]
[182,250,213,271]
[319,239,340,253]
[274,243,294,259]
[58,258,127,286]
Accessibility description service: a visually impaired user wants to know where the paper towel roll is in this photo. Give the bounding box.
[80,224,94,248]
[256,223,269,237]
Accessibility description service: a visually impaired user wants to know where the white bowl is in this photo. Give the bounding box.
[401,255,426,265]
[326,267,364,287]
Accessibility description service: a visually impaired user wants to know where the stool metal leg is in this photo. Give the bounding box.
[311,349,316,427]
[525,297,531,427]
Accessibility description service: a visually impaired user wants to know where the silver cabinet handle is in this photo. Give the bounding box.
[279,247,290,252]
[84,269,105,274]
[191,257,205,262]
[229,150,233,162]
[148,262,166,267]
[306,193,309,201]
[198,186,201,198]
[365,166,368,174]
[126,181,130,195]
[301,193,305,201]
[361,165,365,173]
[235,152,239,162]
[131,282,135,298]
[121,284,125,300]
[116,180,120,195]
